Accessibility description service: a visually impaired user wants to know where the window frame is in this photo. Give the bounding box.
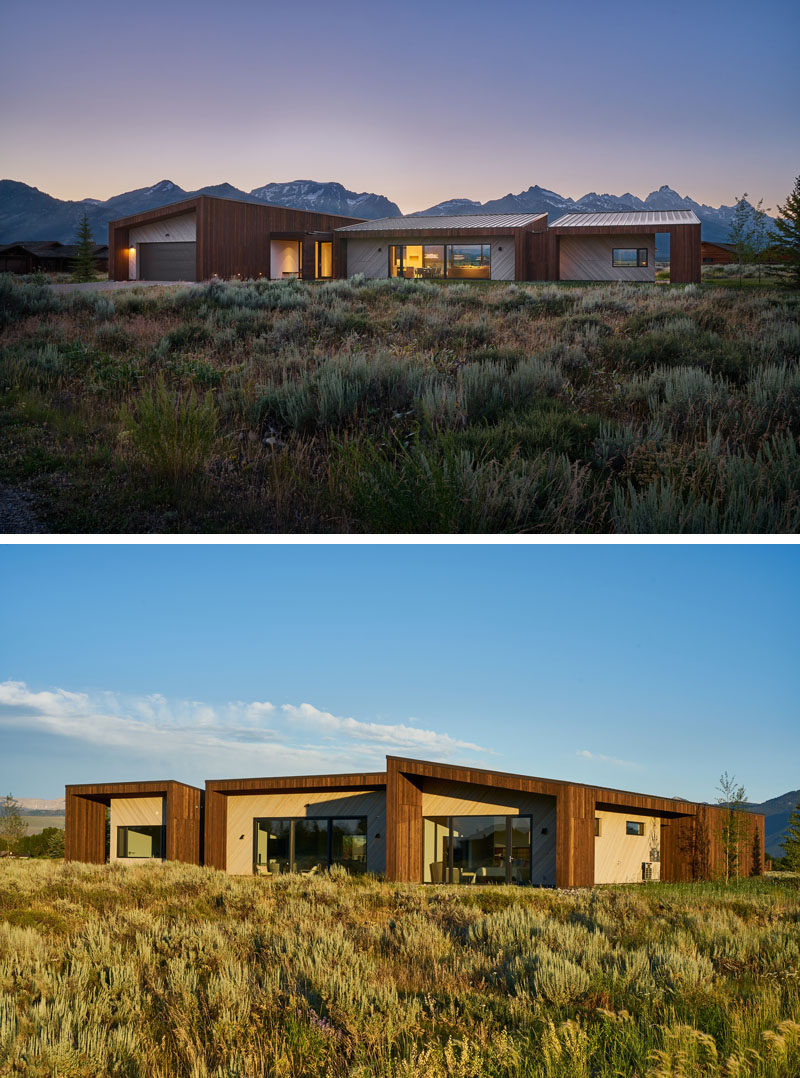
[252,815,368,874]
[423,814,533,885]
[626,820,645,836]
[612,248,648,268]
[389,243,491,279]
[116,824,164,860]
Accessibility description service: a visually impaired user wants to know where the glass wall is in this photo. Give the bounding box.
[116,825,164,859]
[390,244,490,279]
[253,817,367,875]
[447,245,491,278]
[424,815,532,884]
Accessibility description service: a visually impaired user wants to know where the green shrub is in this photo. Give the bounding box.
[119,377,219,485]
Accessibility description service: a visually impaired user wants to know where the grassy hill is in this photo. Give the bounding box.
[20,813,64,836]
[0,861,798,1076]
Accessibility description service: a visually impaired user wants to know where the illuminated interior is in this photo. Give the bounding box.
[315,241,332,278]
[271,239,302,279]
[390,244,490,279]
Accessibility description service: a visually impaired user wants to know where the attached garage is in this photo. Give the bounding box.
[138,241,196,281]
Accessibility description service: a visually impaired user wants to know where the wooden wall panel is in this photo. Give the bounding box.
[386,759,423,882]
[204,787,227,871]
[595,809,661,883]
[65,791,106,863]
[528,231,559,281]
[669,223,701,283]
[559,235,655,282]
[166,783,203,865]
[65,781,203,866]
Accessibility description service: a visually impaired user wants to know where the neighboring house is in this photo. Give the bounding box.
[65,756,764,885]
[107,197,702,284]
[701,241,737,264]
[0,241,108,274]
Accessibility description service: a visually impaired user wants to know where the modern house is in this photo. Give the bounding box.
[0,240,108,275]
[65,756,764,885]
[107,197,702,284]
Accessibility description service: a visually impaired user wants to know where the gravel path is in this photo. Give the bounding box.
[0,486,47,533]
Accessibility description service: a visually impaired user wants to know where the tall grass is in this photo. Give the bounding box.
[0,862,798,1077]
[0,273,798,532]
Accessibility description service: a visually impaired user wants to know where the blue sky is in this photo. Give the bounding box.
[0,544,796,803]
[3,0,798,212]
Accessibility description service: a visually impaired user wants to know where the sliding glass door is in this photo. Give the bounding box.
[424,815,532,884]
[253,817,367,875]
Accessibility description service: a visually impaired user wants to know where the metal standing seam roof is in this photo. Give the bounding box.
[335,213,547,233]
[549,210,701,228]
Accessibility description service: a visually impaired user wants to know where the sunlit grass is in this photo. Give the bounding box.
[1,860,798,1076]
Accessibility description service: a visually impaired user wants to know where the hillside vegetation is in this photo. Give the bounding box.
[1,275,799,532]
[1,861,799,1077]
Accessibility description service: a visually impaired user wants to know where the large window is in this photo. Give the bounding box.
[612,248,648,268]
[116,825,163,859]
[390,244,490,279]
[424,815,532,884]
[447,245,491,279]
[253,817,367,875]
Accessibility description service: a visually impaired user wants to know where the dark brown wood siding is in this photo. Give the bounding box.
[386,758,424,882]
[108,196,363,283]
[65,780,203,865]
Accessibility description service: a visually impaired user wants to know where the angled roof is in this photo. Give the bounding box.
[550,210,700,229]
[335,212,546,233]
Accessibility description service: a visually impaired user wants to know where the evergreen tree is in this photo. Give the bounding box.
[71,211,98,282]
[782,797,800,871]
[771,175,800,288]
[0,794,27,853]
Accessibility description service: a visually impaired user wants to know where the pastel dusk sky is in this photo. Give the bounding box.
[2,0,798,212]
[0,544,797,804]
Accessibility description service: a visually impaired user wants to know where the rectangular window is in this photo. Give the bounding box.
[390,243,490,279]
[253,817,368,875]
[116,825,163,859]
[447,244,491,279]
[626,821,645,836]
[594,817,602,836]
[315,241,332,279]
[423,815,532,885]
[612,248,648,268]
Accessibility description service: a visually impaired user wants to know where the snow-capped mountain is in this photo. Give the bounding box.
[250,180,400,218]
[412,198,482,216]
[0,177,770,246]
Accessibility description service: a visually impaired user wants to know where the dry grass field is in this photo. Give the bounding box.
[1,274,799,533]
[0,860,798,1077]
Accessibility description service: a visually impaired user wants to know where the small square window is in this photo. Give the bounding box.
[626,821,644,836]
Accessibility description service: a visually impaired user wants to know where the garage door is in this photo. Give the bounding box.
[138,242,196,281]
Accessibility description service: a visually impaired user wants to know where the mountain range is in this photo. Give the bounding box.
[0,178,765,248]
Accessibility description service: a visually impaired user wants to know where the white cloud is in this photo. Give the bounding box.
[576,748,640,769]
[0,679,487,780]
[282,702,485,755]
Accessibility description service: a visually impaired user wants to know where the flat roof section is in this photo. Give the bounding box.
[550,210,701,229]
[335,213,547,233]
